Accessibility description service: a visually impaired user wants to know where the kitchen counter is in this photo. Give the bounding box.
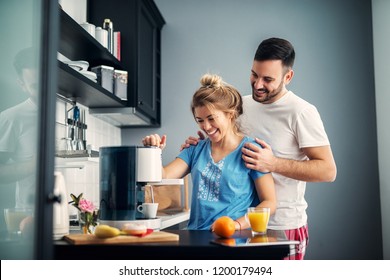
[54,229,298,260]
[159,211,190,229]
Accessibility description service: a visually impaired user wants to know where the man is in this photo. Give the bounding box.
[0,47,39,210]
[183,38,337,259]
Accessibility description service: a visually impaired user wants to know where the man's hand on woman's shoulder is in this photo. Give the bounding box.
[180,131,206,151]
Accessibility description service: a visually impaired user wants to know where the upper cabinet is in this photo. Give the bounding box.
[58,0,165,127]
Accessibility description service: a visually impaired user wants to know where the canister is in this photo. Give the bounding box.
[114,70,128,101]
[80,22,95,38]
[95,27,108,49]
[91,65,114,93]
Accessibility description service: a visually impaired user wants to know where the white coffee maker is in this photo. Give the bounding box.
[98,146,162,229]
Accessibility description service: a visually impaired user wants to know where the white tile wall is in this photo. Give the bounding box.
[55,99,121,215]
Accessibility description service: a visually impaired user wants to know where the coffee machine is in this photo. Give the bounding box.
[99,146,162,229]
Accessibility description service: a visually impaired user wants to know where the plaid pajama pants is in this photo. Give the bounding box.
[284,224,309,260]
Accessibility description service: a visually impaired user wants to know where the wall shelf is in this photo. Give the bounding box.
[59,9,122,69]
[58,1,164,126]
[57,61,126,108]
[58,8,127,109]
[55,156,99,170]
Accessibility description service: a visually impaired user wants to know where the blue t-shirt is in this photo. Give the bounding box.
[178,136,266,230]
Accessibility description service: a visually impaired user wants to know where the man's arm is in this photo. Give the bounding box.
[242,139,337,183]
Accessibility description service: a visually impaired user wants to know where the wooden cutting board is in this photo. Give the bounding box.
[64,231,179,245]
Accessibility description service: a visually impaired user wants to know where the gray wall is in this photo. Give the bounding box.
[122,0,383,259]
[372,0,390,260]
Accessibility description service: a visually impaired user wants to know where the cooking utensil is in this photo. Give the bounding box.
[72,106,80,150]
[60,102,73,151]
[82,109,87,149]
[77,108,85,150]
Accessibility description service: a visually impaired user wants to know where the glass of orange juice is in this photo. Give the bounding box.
[4,208,33,236]
[246,207,270,235]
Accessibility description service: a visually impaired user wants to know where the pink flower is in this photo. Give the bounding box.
[78,198,95,213]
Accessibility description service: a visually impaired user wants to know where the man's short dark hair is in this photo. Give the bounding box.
[254,38,295,69]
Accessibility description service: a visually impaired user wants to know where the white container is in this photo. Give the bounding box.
[114,69,128,100]
[80,22,95,38]
[59,0,87,24]
[95,27,108,49]
[136,147,162,183]
[53,171,69,240]
[91,65,114,93]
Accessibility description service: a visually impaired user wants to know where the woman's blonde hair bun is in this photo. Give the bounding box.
[200,73,223,88]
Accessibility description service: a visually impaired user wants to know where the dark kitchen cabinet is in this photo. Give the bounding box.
[88,0,165,127]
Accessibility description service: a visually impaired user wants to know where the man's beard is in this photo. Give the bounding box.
[251,79,284,104]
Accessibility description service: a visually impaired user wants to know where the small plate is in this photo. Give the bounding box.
[64,60,89,71]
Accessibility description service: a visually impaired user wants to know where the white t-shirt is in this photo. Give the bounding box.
[0,98,37,208]
[240,91,330,230]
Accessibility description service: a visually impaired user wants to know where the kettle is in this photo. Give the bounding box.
[53,171,69,240]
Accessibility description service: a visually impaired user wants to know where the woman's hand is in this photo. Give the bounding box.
[142,134,167,150]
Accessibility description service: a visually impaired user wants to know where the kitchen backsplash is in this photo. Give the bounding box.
[55,99,121,217]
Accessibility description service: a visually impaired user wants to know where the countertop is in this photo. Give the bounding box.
[54,229,298,260]
[159,211,190,229]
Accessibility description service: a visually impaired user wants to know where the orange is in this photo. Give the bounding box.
[213,216,235,238]
[20,216,34,237]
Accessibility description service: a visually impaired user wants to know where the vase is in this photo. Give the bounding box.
[78,211,96,234]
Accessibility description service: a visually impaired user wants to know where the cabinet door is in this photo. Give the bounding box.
[0,0,58,259]
[137,2,159,121]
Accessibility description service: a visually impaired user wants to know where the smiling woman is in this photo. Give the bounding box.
[141,73,276,231]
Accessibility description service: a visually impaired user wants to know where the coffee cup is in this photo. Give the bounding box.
[245,207,270,235]
[137,203,158,219]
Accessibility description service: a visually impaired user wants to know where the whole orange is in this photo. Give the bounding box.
[213,216,235,238]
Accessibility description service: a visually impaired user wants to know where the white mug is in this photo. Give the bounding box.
[137,203,159,219]
[80,22,95,38]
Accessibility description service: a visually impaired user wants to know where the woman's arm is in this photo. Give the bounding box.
[254,173,276,214]
[234,173,276,230]
[163,158,190,179]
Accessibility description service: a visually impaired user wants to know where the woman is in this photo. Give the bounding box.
[142,74,276,231]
